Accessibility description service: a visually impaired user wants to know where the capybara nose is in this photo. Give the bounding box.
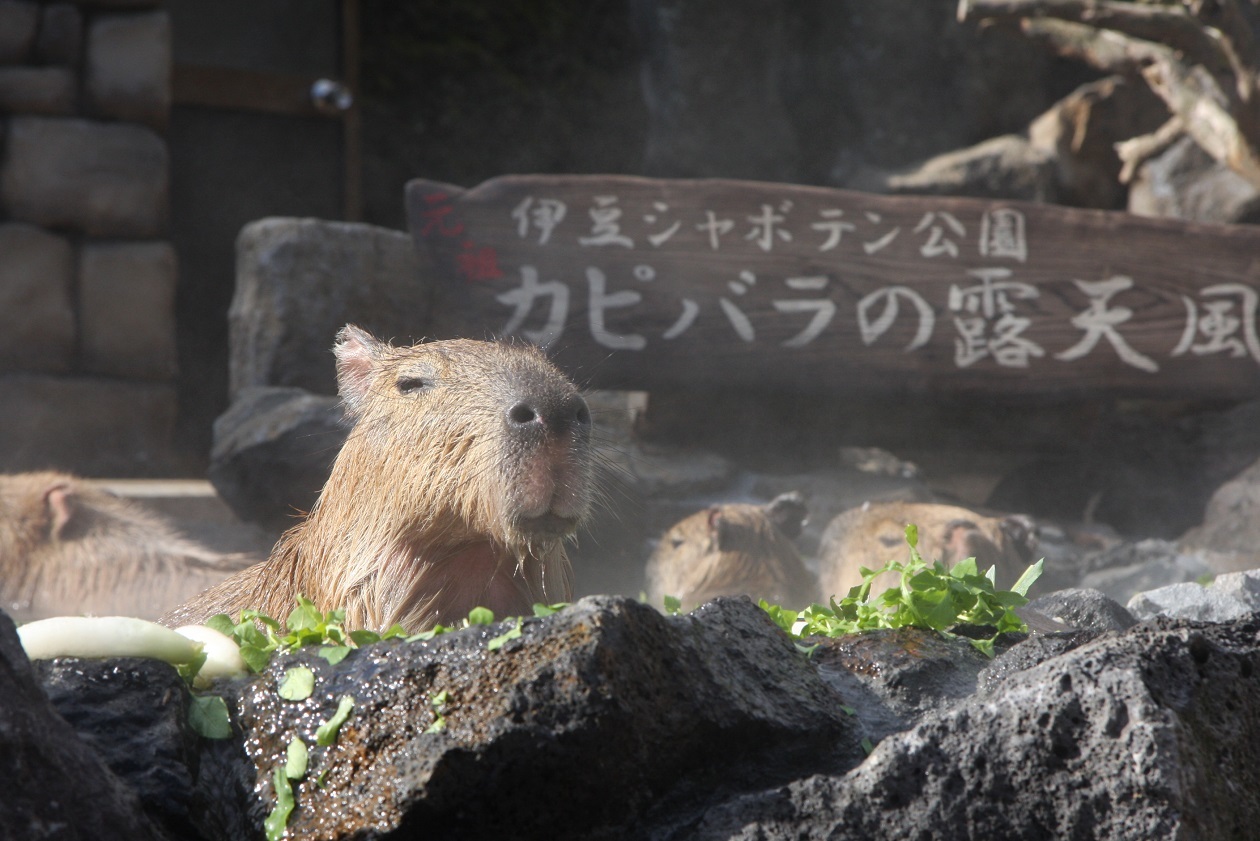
[506,392,591,438]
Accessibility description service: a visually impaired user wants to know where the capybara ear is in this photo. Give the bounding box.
[43,480,77,540]
[334,324,385,416]
[765,491,808,540]
[709,507,742,552]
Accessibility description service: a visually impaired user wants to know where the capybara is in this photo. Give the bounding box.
[162,325,594,632]
[0,471,257,622]
[645,492,817,610]
[817,501,1037,601]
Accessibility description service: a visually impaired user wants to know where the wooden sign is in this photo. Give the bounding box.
[406,174,1260,398]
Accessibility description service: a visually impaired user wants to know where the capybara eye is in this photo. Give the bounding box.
[396,376,430,395]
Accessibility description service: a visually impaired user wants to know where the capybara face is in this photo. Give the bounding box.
[163,325,595,633]
[0,471,255,621]
[817,501,1036,602]
[646,492,817,610]
[336,327,594,546]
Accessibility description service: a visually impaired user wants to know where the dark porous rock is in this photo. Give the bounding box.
[33,657,202,839]
[686,615,1260,840]
[809,627,992,746]
[977,629,1100,696]
[208,386,345,530]
[0,611,169,841]
[213,596,853,840]
[1028,587,1137,632]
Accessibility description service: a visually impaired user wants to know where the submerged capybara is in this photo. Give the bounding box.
[0,471,257,622]
[817,501,1037,601]
[645,492,817,610]
[162,325,594,632]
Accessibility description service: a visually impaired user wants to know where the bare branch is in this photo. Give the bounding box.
[961,0,1239,84]
[1115,115,1186,183]
[1141,58,1260,186]
[1189,0,1258,68]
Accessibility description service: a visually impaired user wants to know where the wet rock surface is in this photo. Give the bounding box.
[217,596,853,840]
[11,588,1260,840]
[687,616,1260,841]
[34,656,202,839]
[0,612,169,841]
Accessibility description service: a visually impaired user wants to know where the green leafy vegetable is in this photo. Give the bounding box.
[277,666,315,702]
[425,689,450,734]
[487,619,521,651]
[315,695,355,746]
[662,595,682,615]
[467,607,495,626]
[285,737,308,781]
[759,525,1044,657]
[188,693,232,740]
[212,597,566,674]
[264,766,295,841]
[318,645,352,666]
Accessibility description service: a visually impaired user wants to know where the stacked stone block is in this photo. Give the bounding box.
[0,0,176,475]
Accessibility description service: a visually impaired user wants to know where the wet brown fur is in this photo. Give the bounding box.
[0,471,256,622]
[162,325,593,633]
[817,501,1036,601]
[645,493,817,610]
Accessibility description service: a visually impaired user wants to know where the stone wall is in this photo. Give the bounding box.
[0,0,177,475]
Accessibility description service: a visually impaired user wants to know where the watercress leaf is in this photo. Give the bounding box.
[348,630,382,647]
[759,600,799,634]
[205,614,236,637]
[662,595,682,615]
[188,693,232,740]
[287,596,324,634]
[263,767,295,841]
[406,624,449,642]
[950,556,978,579]
[176,649,208,685]
[318,645,352,666]
[467,607,495,626]
[380,624,410,640]
[241,610,281,632]
[487,620,522,651]
[1011,559,1045,597]
[285,737,308,781]
[315,695,355,746]
[278,666,315,701]
[239,645,273,674]
[969,636,997,658]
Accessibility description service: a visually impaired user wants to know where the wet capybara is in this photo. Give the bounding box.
[817,501,1037,601]
[645,492,817,610]
[0,471,257,622]
[162,325,594,632]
